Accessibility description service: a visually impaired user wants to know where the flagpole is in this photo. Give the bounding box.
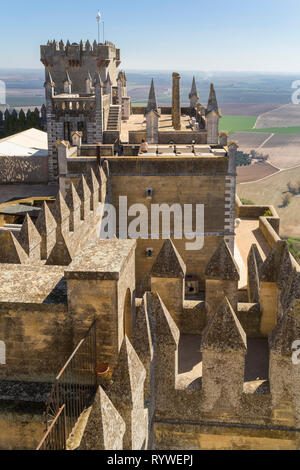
[96,10,101,44]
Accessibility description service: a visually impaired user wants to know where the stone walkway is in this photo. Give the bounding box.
[235,219,271,288]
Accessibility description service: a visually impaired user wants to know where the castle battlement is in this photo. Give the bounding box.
[1,33,300,452]
[41,40,120,64]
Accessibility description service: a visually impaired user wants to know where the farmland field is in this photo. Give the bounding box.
[258,133,300,169]
[220,103,280,116]
[237,166,300,237]
[236,162,279,183]
[231,131,300,170]
[255,104,300,129]
[230,132,271,152]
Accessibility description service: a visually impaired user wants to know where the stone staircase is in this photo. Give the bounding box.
[106,105,121,131]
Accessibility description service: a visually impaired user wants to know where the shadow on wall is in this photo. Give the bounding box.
[0,155,48,184]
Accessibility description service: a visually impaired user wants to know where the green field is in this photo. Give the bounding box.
[219,116,257,134]
[220,115,300,135]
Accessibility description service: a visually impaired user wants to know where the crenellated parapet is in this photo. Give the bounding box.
[0,160,109,268]
[41,40,120,67]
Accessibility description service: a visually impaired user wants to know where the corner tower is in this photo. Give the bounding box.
[41,39,123,182]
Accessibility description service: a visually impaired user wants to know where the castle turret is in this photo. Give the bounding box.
[189,76,199,108]
[41,39,121,93]
[206,84,221,145]
[145,79,159,144]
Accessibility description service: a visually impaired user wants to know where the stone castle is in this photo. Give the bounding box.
[0,37,299,450]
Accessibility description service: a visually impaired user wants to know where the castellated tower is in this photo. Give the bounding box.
[40,40,125,182]
[41,40,121,93]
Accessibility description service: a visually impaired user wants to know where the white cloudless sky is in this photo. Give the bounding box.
[0,0,300,72]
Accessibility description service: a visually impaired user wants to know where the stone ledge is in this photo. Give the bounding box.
[65,239,136,281]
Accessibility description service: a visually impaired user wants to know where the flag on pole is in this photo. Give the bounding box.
[96,10,101,24]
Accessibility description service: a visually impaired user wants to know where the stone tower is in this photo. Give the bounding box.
[40,40,121,93]
[40,39,123,182]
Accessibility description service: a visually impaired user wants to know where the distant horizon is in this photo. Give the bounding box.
[1,68,300,77]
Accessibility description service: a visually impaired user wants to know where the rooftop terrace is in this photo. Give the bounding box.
[121,114,204,141]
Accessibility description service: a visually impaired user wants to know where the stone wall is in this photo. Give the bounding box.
[128,130,207,145]
[0,409,44,450]
[0,303,70,382]
[107,157,229,292]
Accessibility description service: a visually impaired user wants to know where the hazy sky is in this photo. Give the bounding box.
[0,0,300,72]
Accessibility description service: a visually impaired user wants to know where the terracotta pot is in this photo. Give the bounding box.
[95,363,110,377]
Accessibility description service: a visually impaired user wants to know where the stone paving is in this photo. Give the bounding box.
[235,219,271,288]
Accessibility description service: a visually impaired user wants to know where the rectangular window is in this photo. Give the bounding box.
[78,121,87,144]
[64,122,72,142]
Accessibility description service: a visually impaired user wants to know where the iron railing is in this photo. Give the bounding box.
[37,320,98,450]
[36,405,67,451]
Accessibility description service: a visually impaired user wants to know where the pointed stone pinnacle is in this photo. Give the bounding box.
[109,336,145,406]
[145,78,159,115]
[150,239,186,279]
[79,387,125,450]
[201,297,247,353]
[65,182,81,210]
[18,213,41,255]
[76,174,91,201]
[205,239,240,281]
[0,231,28,264]
[189,76,198,98]
[51,191,70,224]
[206,83,219,116]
